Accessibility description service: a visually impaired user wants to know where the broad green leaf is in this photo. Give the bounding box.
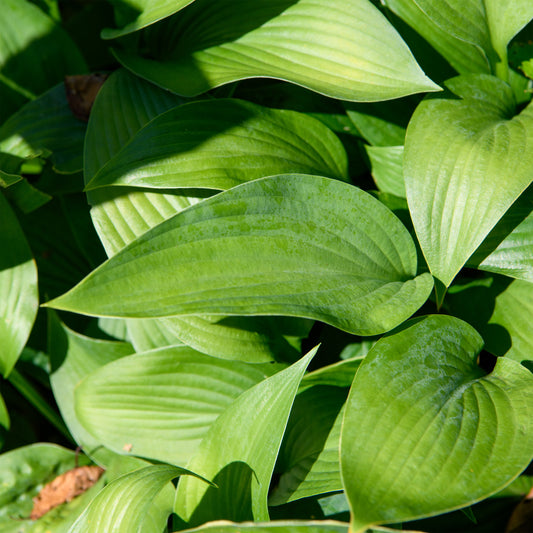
[156,315,304,363]
[46,175,433,336]
[48,312,134,465]
[0,83,86,175]
[300,357,364,392]
[404,74,533,288]
[174,521,350,533]
[0,444,93,526]
[270,386,346,505]
[68,465,207,533]
[383,0,493,75]
[468,186,533,282]
[102,0,196,39]
[113,0,440,102]
[85,99,348,191]
[174,348,315,525]
[341,315,533,532]
[75,345,281,466]
[365,145,405,198]
[446,276,533,364]
[2,177,51,214]
[126,316,183,352]
[0,0,87,122]
[0,192,38,377]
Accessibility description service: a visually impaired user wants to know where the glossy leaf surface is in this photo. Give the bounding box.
[86,99,348,191]
[114,0,439,101]
[405,75,533,287]
[341,315,533,532]
[174,348,315,524]
[75,345,280,466]
[0,192,38,377]
[47,175,433,336]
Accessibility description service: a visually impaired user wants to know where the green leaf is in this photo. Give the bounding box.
[0,0,87,123]
[85,98,348,191]
[126,317,183,352]
[383,0,493,75]
[174,348,316,525]
[0,192,38,377]
[0,444,92,526]
[48,311,134,465]
[46,174,433,336]
[340,315,533,532]
[75,345,281,466]
[102,0,196,39]
[270,386,346,505]
[300,357,364,392]
[113,0,440,102]
[365,145,405,198]
[0,392,9,450]
[468,186,533,282]
[404,74,533,288]
[172,521,350,533]
[68,465,207,533]
[446,276,533,364]
[0,83,87,175]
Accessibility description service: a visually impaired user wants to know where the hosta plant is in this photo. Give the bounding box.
[0,0,532,532]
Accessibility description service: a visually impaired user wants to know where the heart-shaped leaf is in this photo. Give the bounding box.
[85,98,348,191]
[405,74,533,289]
[0,192,38,377]
[46,174,433,336]
[174,348,315,525]
[75,345,281,466]
[341,314,533,532]
[113,0,440,102]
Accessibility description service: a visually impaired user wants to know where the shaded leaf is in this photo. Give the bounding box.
[341,315,533,532]
[74,345,282,466]
[113,0,440,101]
[365,145,405,198]
[0,192,38,377]
[86,98,348,191]
[174,348,316,524]
[404,74,533,288]
[46,174,433,336]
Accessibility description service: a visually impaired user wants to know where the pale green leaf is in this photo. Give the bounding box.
[114,0,440,102]
[468,186,533,282]
[270,386,346,505]
[0,192,38,377]
[300,357,363,392]
[365,145,405,198]
[85,99,348,191]
[75,345,281,466]
[126,317,183,352]
[48,312,134,465]
[404,74,533,288]
[0,0,87,122]
[383,0,492,74]
[174,521,349,533]
[102,0,196,39]
[341,315,533,532]
[174,348,316,525]
[46,174,433,336]
[0,83,86,175]
[68,465,206,533]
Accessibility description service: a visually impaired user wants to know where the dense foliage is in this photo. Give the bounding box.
[0,0,532,532]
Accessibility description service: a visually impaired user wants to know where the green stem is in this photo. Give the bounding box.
[8,368,74,443]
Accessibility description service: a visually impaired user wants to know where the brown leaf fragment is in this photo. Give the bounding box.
[64,73,108,122]
[30,465,105,520]
[123,443,133,452]
[506,487,533,533]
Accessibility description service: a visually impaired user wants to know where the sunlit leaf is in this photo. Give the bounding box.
[341,315,533,532]
[174,348,316,525]
[113,0,440,101]
[46,175,433,336]
[405,74,533,288]
[85,99,348,191]
[75,345,282,466]
[365,145,405,198]
[0,192,38,377]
